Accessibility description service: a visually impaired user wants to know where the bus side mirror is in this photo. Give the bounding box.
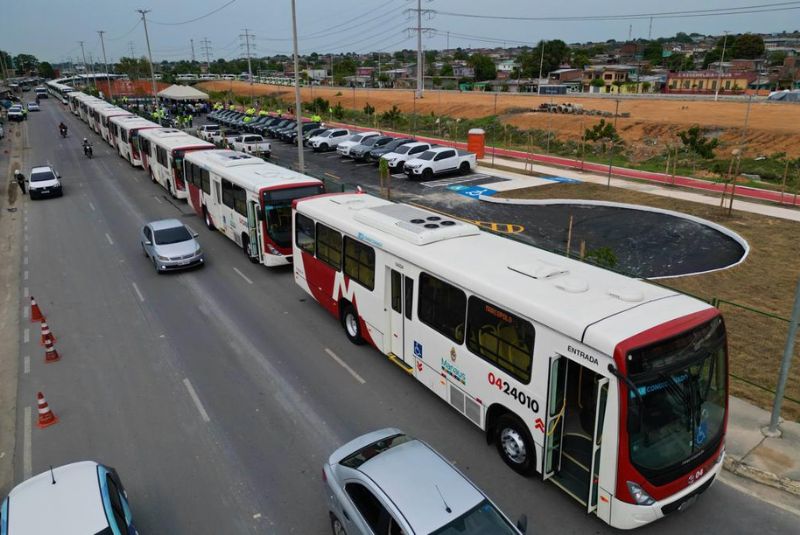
[516,514,527,534]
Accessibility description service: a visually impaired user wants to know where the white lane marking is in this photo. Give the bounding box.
[23,328,29,343]
[153,196,163,204]
[23,244,28,252]
[24,215,28,223]
[131,282,145,302]
[105,233,114,245]
[23,406,32,479]
[23,256,28,265]
[89,201,96,211]
[183,378,211,422]
[23,271,29,280]
[132,174,140,182]
[24,356,30,374]
[324,348,366,384]
[23,304,29,319]
[23,287,29,298]
[233,267,253,285]
[23,224,28,232]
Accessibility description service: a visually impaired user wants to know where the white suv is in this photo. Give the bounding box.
[336,131,379,158]
[380,141,432,173]
[309,128,350,152]
[28,165,63,199]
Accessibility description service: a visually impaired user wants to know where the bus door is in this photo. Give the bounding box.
[588,378,609,514]
[246,200,261,261]
[544,355,568,480]
[387,268,414,365]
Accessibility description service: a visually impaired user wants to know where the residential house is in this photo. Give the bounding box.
[494,59,519,80]
[453,65,475,78]
[666,70,756,94]
[582,65,633,92]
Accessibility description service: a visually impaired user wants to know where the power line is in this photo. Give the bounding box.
[108,20,142,41]
[150,0,238,26]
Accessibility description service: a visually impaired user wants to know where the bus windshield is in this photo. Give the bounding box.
[626,317,727,480]
[262,185,324,248]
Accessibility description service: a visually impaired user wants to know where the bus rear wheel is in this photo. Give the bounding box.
[341,303,364,345]
[495,413,535,476]
[204,208,215,230]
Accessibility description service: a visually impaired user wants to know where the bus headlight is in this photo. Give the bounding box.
[626,481,655,506]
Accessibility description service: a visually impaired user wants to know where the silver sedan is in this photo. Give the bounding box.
[141,219,204,273]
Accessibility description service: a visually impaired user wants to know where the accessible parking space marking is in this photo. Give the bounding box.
[131,282,145,302]
[105,233,114,245]
[324,348,366,385]
[183,378,211,422]
[420,174,491,188]
[23,406,31,479]
[233,267,254,285]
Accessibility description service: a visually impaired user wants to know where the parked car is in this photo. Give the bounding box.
[337,131,380,158]
[266,119,293,137]
[0,124,5,139]
[380,141,433,173]
[349,135,394,162]
[309,128,350,152]
[7,105,24,122]
[272,120,298,140]
[141,218,204,273]
[197,124,220,141]
[1,461,138,535]
[27,101,40,111]
[244,116,272,133]
[324,428,526,535]
[253,117,284,135]
[301,127,327,146]
[404,147,477,180]
[223,130,244,148]
[286,122,322,144]
[28,165,63,199]
[231,134,271,156]
[368,137,415,164]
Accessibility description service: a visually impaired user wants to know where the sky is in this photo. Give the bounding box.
[2,0,798,64]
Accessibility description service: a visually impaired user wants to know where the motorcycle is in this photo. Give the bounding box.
[83,144,93,158]
[59,127,67,138]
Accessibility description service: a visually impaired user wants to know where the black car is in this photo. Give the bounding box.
[266,119,292,137]
[286,123,322,144]
[350,136,394,161]
[275,121,299,141]
[253,117,283,135]
[368,137,416,164]
[245,116,272,133]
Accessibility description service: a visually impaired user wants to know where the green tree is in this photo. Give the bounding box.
[731,33,765,59]
[13,53,38,74]
[570,50,590,69]
[440,63,453,77]
[363,102,375,115]
[678,125,719,159]
[769,51,788,66]
[332,102,345,119]
[381,105,402,124]
[642,41,663,65]
[38,61,55,79]
[590,77,605,89]
[468,53,496,81]
[584,119,620,152]
[585,247,618,269]
[115,56,150,80]
[519,40,570,78]
[674,32,694,44]
[453,48,468,61]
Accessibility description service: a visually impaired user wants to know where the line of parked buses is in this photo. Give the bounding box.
[42,79,731,531]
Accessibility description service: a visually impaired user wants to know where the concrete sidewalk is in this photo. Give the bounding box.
[725,397,800,502]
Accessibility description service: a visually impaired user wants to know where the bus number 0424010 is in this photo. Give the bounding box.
[487,372,539,413]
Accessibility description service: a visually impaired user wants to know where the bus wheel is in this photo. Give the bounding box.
[204,208,215,230]
[150,170,156,183]
[495,414,535,476]
[242,236,258,264]
[341,304,364,345]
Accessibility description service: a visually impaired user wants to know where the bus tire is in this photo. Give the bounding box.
[242,235,258,264]
[203,208,215,230]
[495,413,536,476]
[340,303,364,345]
[150,169,156,183]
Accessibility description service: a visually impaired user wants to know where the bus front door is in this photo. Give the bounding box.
[544,355,568,480]
[246,200,261,261]
[588,378,609,513]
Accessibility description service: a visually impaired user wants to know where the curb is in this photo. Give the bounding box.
[724,457,800,497]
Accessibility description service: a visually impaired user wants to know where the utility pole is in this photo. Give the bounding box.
[648,17,653,40]
[765,277,800,437]
[446,31,450,52]
[714,31,729,102]
[136,8,159,100]
[87,53,97,89]
[79,41,88,87]
[200,38,212,72]
[190,38,196,63]
[408,0,434,98]
[291,0,304,173]
[537,40,545,94]
[98,30,113,101]
[240,28,255,93]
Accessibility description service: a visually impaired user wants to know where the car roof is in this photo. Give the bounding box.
[357,437,484,533]
[30,166,54,174]
[7,461,108,534]
[148,218,185,230]
[427,146,455,153]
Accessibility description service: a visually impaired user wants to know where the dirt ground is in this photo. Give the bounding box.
[496,182,800,421]
[198,81,800,159]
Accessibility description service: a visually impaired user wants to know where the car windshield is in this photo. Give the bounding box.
[430,500,518,535]
[360,137,380,147]
[627,317,727,476]
[393,145,413,154]
[30,171,55,182]
[318,130,332,137]
[349,134,365,142]
[416,150,437,160]
[154,226,192,245]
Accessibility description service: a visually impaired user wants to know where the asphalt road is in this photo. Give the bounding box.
[10,101,798,534]
[265,139,746,278]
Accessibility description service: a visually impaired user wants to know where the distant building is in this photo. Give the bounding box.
[666,70,756,94]
[582,65,633,92]
[452,65,475,78]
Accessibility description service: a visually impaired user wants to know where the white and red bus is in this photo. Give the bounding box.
[68,92,102,122]
[293,193,728,530]
[183,149,324,266]
[109,115,160,166]
[138,129,214,200]
[86,101,120,135]
[96,106,133,147]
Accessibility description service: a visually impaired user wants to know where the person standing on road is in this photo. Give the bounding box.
[14,169,26,194]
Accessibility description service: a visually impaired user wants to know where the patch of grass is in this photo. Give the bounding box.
[497,183,800,421]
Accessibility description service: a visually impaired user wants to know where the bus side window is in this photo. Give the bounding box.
[418,273,466,344]
[316,223,342,270]
[201,169,211,194]
[343,237,375,290]
[295,213,315,254]
[466,297,534,384]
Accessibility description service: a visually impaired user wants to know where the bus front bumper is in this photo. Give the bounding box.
[608,449,723,530]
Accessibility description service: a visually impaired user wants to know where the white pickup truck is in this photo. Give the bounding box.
[230,134,271,157]
[197,124,220,142]
[403,147,477,180]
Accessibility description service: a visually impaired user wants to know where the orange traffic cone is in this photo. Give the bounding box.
[43,338,61,363]
[40,320,56,346]
[30,296,44,323]
[36,392,59,428]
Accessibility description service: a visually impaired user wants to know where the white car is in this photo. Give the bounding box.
[309,128,350,152]
[197,124,220,141]
[27,102,40,111]
[7,105,24,121]
[1,460,138,534]
[231,134,271,156]
[404,147,477,180]
[336,131,380,158]
[28,165,63,199]
[380,141,433,173]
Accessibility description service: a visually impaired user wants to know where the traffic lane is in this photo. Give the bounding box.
[20,105,264,533]
[43,109,800,534]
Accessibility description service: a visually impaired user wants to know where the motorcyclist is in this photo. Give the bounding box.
[82,137,93,157]
[59,122,67,137]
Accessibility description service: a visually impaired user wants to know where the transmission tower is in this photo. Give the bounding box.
[240,29,255,84]
[407,0,434,98]
[200,38,213,72]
